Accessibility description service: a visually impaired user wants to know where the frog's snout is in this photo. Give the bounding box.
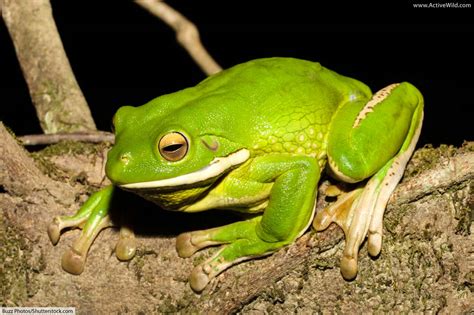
[105,149,132,184]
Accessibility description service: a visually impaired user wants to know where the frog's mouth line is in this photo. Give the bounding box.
[119,149,250,189]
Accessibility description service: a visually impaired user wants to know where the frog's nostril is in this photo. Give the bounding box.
[120,152,131,165]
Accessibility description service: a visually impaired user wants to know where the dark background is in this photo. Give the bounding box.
[0,1,472,146]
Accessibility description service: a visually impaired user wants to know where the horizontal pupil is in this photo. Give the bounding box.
[163,144,183,152]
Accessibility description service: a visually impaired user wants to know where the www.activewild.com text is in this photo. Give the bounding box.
[412,2,471,8]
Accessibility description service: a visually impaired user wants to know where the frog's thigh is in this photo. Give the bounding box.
[322,82,423,279]
[187,155,320,291]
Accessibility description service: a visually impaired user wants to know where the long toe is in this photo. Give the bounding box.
[190,265,211,292]
[340,255,358,280]
[368,232,382,257]
[115,237,137,261]
[61,248,86,275]
[176,232,198,258]
[47,218,62,245]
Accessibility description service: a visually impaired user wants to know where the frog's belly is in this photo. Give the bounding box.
[212,197,269,213]
[123,182,271,213]
[123,184,212,211]
[180,188,272,213]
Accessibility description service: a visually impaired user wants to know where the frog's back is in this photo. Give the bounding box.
[140,58,371,161]
[193,58,372,158]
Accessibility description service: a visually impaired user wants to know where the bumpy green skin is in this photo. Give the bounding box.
[53,58,424,291]
[107,58,371,184]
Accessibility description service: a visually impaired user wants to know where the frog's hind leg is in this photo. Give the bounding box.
[366,113,423,258]
[175,215,260,258]
[178,216,289,292]
[314,82,424,280]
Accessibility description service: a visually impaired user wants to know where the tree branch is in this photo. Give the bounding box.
[18,131,115,146]
[1,0,96,133]
[136,0,222,75]
[0,122,69,200]
[0,136,471,312]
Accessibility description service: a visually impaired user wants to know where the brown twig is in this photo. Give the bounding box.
[18,132,115,146]
[1,0,96,134]
[136,0,222,75]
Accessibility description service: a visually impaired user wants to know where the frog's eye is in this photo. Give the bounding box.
[159,132,189,161]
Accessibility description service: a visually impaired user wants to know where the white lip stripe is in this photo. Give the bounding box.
[120,149,250,189]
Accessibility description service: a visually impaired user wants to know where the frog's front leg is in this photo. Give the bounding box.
[48,185,136,274]
[176,155,320,292]
[314,82,424,279]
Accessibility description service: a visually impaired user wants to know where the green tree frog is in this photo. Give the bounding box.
[48,58,423,292]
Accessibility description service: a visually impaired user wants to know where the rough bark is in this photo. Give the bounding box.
[1,0,96,133]
[0,123,472,313]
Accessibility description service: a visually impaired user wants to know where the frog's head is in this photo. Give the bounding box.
[105,92,249,210]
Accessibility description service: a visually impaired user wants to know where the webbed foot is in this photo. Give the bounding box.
[189,250,231,292]
[313,186,363,279]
